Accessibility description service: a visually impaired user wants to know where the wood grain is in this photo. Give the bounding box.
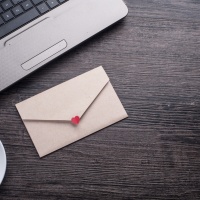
[1,0,200,199]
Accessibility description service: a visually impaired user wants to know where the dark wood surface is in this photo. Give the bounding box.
[1,0,200,199]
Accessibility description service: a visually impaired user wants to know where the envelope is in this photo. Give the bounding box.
[16,66,128,157]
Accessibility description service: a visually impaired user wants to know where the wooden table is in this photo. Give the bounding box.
[1,0,200,199]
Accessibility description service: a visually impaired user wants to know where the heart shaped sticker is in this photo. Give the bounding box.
[71,116,80,125]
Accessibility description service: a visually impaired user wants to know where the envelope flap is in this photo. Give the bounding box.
[16,66,109,121]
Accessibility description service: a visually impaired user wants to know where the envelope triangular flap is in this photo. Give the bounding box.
[16,67,109,121]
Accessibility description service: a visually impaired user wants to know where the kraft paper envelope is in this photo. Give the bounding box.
[16,66,128,157]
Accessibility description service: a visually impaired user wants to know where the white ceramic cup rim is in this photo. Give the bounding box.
[0,140,7,185]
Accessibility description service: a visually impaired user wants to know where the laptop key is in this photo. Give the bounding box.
[2,11,14,21]
[0,17,4,26]
[58,0,67,3]
[1,0,13,10]
[0,8,39,38]
[32,0,43,5]
[0,6,3,13]
[37,3,49,14]
[22,0,33,10]
[46,0,59,9]
[12,5,23,16]
[12,0,23,5]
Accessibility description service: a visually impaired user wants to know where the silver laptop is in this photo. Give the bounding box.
[0,0,128,92]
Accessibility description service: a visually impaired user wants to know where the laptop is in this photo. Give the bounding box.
[0,0,128,92]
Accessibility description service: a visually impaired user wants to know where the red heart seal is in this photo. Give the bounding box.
[71,116,80,125]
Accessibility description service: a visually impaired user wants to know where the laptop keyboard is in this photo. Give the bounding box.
[0,0,68,39]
